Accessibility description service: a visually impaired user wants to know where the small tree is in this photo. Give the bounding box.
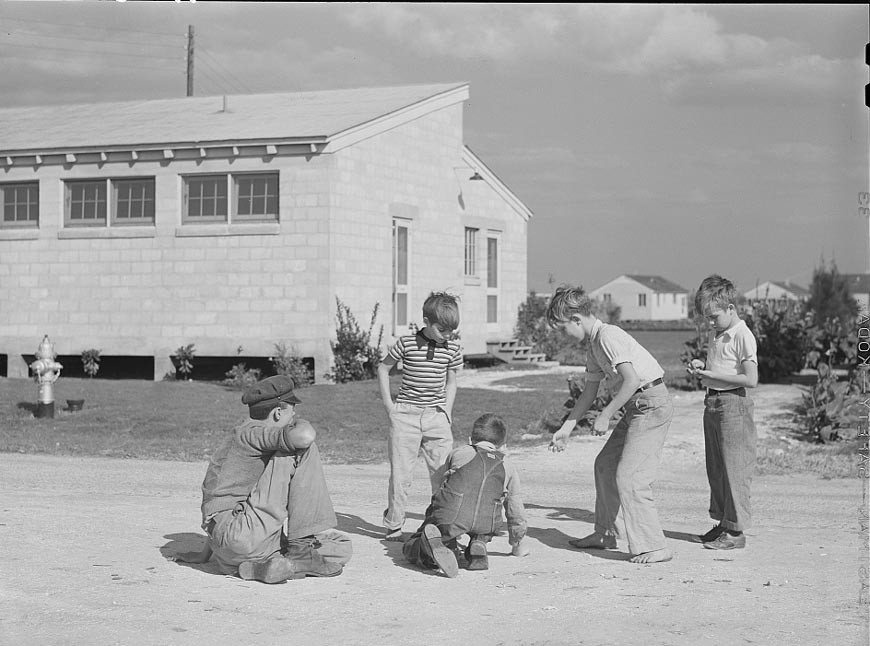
[805,259,858,327]
[325,298,384,383]
[81,349,101,378]
[173,343,196,380]
[270,342,314,387]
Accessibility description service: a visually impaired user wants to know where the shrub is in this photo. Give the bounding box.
[678,318,708,390]
[557,371,623,432]
[270,342,313,387]
[743,301,808,382]
[514,290,615,365]
[805,259,859,327]
[223,363,261,390]
[795,362,863,443]
[81,349,101,378]
[324,298,384,383]
[173,343,196,380]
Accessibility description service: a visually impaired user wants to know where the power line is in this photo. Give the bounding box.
[3,26,183,50]
[197,45,253,94]
[195,53,248,95]
[1,15,184,39]
[0,51,180,73]
[1,41,182,61]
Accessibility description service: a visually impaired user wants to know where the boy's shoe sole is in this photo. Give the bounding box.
[238,556,305,584]
[423,524,459,578]
[466,539,489,571]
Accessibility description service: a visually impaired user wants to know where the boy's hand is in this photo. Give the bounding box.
[549,423,573,452]
[591,414,610,436]
[511,537,531,557]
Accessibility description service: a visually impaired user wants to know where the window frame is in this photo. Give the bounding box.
[464,227,478,277]
[182,172,279,224]
[64,177,156,228]
[0,181,39,228]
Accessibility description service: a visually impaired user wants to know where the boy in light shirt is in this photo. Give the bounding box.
[689,274,758,550]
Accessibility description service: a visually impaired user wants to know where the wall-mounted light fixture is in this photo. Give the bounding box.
[468,171,484,181]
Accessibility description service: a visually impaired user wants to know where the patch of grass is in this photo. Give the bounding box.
[755,435,862,479]
[0,376,567,464]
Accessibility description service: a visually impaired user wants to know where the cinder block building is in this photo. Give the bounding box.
[0,83,533,381]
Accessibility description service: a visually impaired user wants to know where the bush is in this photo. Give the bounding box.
[557,371,623,432]
[81,349,101,378]
[514,290,616,365]
[743,301,808,382]
[173,343,196,380]
[270,342,313,387]
[324,298,384,383]
[223,363,261,390]
[677,318,708,390]
[795,363,863,443]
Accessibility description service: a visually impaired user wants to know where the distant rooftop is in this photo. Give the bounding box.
[0,82,469,153]
[842,273,870,294]
[624,275,688,293]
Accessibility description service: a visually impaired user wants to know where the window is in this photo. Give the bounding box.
[392,220,411,332]
[603,293,611,303]
[638,293,647,307]
[183,173,278,223]
[464,227,478,276]
[65,178,154,227]
[1,182,38,227]
[486,236,499,323]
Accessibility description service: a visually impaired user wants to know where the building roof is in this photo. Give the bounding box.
[0,82,469,154]
[744,280,810,298]
[623,275,688,293]
[842,273,870,294]
[769,281,811,297]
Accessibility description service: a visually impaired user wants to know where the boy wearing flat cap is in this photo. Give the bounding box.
[174,375,352,583]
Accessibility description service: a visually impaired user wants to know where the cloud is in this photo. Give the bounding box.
[340,5,855,105]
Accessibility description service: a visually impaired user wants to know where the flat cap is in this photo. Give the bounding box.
[242,375,301,419]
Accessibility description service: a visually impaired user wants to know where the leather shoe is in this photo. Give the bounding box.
[423,524,458,578]
[703,532,746,550]
[283,537,344,577]
[238,554,304,584]
[465,539,489,571]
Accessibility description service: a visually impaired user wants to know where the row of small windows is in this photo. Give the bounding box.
[0,173,278,228]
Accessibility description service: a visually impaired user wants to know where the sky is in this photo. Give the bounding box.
[0,2,867,295]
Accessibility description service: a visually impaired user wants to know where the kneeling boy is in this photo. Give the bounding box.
[402,413,529,578]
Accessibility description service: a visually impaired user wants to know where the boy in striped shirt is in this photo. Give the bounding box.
[377,292,463,541]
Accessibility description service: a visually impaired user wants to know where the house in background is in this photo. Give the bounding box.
[743,280,811,303]
[842,273,870,312]
[0,83,533,381]
[589,274,688,321]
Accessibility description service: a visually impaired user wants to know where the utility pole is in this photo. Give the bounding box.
[186,25,194,97]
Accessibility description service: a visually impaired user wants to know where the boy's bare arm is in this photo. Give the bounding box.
[377,356,398,410]
[591,362,640,435]
[694,359,759,388]
[549,384,599,451]
[444,368,458,416]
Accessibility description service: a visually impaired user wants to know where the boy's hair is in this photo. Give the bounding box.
[471,413,507,446]
[422,292,460,331]
[545,285,594,328]
[695,274,737,313]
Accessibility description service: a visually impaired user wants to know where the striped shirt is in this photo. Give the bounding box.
[388,330,463,406]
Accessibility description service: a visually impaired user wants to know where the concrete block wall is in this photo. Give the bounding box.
[0,153,335,379]
[328,103,528,357]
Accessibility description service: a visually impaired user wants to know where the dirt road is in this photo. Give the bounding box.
[1,384,867,645]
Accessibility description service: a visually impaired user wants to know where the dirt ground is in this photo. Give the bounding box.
[1,380,868,646]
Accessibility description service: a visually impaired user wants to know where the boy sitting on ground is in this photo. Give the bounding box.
[173,375,352,583]
[402,413,530,578]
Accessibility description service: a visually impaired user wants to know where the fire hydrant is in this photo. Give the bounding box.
[30,335,63,419]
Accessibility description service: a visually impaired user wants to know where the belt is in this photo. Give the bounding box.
[635,377,664,394]
[706,387,745,396]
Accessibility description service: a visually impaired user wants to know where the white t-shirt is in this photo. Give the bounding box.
[701,319,758,390]
[585,320,665,395]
